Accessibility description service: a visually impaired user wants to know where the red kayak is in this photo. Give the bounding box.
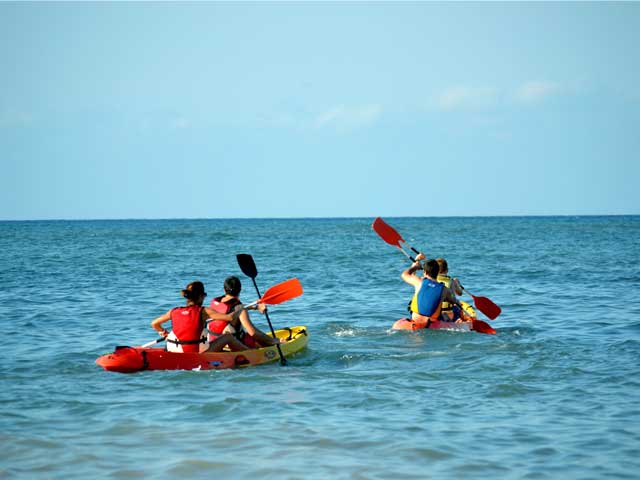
[391,299,496,335]
[392,318,496,335]
[96,326,309,373]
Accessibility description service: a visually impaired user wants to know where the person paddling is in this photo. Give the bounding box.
[150,281,256,353]
[435,258,468,322]
[207,276,283,349]
[401,253,464,326]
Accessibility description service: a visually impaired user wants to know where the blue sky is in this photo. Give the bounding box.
[1,2,639,220]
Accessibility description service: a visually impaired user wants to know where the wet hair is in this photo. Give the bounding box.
[181,281,206,301]
[424,259,440,279]
[223,276,242,297]
[436,258,448,274]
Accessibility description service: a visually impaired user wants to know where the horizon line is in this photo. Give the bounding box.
[1,213,638,222]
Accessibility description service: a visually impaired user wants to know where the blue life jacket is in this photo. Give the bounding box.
[410,278,445,318]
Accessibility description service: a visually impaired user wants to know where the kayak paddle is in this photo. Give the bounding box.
[243,277,303,308]
[140,337,166,348]
[372,217,418,261]
[238,254,300,365]
[471,318,497,335]
[373,216,502,321]
[461,286,502,320]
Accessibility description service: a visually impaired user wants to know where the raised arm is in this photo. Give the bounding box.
[451,277,463,296]
[401,252,426,288]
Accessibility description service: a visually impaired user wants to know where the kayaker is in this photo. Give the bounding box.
[151,281,261,353]
[435,258,466,321]
[401,253,464,325]
[207,276,283,349]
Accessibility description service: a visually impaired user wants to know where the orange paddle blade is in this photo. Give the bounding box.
[258,278,303,305]
[372,217,404,248]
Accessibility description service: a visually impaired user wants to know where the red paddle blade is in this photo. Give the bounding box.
[372,217,404,248]
[471,319,497,335]
[472,295,502,320]
[258,278,303,305]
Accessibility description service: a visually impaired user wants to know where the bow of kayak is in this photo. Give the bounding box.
[96,326,309,373]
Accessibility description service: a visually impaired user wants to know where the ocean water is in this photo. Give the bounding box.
[1,216,639,479]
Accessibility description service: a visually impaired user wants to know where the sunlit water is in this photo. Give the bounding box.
[1,217,639,479]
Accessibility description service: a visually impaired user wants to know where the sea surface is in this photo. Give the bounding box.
[1,216,639,479]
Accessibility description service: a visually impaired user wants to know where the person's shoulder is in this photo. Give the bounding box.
[405,274,423,287]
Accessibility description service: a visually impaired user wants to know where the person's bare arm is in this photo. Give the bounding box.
[150,310,172,336]
[401,260,424,288]
[442,287,461,308]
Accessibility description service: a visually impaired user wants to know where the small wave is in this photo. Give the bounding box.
[333,329,356,337]
[428,350,450,357]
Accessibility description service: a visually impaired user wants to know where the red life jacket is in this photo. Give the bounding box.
[168,305,205,353]
[207,295,242,341]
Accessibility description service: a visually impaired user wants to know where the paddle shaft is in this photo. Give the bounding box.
[398,245,416,262]
[248,277,287,366]
[141,337,166,348]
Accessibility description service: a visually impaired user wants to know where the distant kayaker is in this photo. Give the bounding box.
[435,258,466,321]
[207,276,283,349]
[151,281,261,353]
[401,253,465,325]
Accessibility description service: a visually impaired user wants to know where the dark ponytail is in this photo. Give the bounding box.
[181,281,206,301]
[223,276,242,297]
